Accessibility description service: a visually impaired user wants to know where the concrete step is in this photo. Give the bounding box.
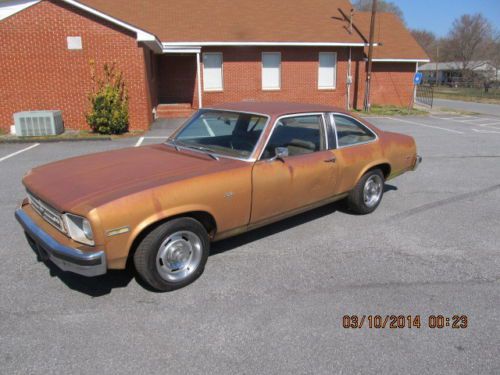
[156,104,195,119]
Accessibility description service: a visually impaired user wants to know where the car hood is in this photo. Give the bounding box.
[23,144,243,212]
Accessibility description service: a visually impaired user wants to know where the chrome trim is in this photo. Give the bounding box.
[412,154,422,171]
[329,113,379,149]
[169,109,272,163]
[15,208,107,277]
[257,112,329,160]
[27,193,66,234]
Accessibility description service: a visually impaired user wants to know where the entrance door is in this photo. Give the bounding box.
[158,55,196,104]
[250,114,339,225]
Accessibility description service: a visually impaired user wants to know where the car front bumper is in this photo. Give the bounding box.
[15,208,107,277]
[412,154,422,171]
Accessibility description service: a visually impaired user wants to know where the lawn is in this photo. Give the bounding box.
[433,86,500,104]
[353,105,428,116]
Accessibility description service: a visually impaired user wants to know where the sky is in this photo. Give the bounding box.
[391,0,500,36]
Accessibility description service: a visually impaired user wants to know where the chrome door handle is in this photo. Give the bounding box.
[324,157,336,163]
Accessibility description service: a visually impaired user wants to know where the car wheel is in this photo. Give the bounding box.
[347,169,385,214]
[133,217,210,291]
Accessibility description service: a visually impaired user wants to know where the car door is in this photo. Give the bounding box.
[250,113,339,225]
[330,113,380,193]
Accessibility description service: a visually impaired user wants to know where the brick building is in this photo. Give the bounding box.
[0,0,428,133]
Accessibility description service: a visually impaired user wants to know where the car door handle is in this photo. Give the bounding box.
[324,156,336,163]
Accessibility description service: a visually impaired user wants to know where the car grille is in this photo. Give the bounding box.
[27,193,66,233]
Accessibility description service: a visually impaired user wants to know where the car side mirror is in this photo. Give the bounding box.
[269,147,289,162]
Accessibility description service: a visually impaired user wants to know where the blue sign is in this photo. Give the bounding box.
[413,72,423,85]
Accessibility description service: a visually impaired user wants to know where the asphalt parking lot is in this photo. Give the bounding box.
[1,114,499,374]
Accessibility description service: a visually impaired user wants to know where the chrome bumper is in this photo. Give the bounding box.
[15,208,107,277]
[412,154,422,171]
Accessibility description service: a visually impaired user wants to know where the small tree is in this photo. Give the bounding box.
[86,62,129,134]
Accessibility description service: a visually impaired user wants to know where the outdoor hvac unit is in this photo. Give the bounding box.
[14,110,64,136]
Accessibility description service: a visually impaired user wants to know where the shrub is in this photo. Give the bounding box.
[86,62,129,134]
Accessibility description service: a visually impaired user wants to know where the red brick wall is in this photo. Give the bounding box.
[197,47,359,110]
[370,62,416,107]
[0,0,153,133]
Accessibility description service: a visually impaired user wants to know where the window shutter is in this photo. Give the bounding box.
[318,52,337,89]
[262,52,281,90]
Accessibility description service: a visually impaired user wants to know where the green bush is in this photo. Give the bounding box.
[86,62,129,135]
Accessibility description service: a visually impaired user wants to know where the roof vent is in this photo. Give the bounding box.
[13,110,64,136]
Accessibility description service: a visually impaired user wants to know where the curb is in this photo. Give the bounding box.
[0,137,113,144]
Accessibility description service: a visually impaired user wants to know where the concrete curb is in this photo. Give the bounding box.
[0,137,112,143]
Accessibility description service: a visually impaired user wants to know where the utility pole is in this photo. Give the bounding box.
[434,46,439,86]
[363,0,377,112]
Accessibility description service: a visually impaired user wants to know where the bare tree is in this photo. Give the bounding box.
[442,14,493,82]
[411,29,438,60]
[353,0,404,23]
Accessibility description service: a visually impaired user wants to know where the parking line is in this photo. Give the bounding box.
[134,137,144,147]
[383,117,464,134]
[0,143,40,163]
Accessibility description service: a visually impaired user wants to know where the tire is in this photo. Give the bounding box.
[133,217,210,292]
[347,169,385,215]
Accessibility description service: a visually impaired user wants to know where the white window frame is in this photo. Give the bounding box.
[261,52,281,91]
[202,52,223,92]
[318,52,337,90]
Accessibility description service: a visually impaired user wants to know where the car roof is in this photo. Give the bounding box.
[205,102,347,117]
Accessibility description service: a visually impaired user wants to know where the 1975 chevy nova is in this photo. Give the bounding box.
[16,102,421,291]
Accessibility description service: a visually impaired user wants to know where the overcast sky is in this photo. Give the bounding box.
[391,0,500,36]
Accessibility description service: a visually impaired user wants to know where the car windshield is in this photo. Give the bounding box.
[172,110,268,158]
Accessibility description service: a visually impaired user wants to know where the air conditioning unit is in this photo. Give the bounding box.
[13,110,64,136]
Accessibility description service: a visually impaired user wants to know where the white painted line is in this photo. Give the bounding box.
[202,119,215,136]
[0,143,40,162]
[472,129,500,134]
[134,137,144,147]
[384,117,464,134]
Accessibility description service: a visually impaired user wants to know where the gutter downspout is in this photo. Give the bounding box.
[196,52,203,108]
[347,47,352,110]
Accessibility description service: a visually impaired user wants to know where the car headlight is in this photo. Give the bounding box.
[63,213,95,246]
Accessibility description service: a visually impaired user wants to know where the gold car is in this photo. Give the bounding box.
[15,102,421,291]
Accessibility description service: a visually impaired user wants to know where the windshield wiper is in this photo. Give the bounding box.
[179,144,220,160]
[166,139,181,151]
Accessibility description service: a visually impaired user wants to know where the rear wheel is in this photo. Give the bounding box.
[133,218,210,291]
[347,169,384,214]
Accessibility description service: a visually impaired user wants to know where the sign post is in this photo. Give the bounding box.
[408,72,423,112]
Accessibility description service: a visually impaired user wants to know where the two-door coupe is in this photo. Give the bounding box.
[15,102,421,291]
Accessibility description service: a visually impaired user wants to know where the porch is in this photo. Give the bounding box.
[153,50,202,119]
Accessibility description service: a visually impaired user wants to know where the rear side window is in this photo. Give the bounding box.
[262,115,325,159]
[333,114,376,147]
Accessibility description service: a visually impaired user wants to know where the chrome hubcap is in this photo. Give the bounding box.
[156,231,202,282]
[363,175,383,208]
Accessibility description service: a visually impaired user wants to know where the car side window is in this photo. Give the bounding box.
[262,115,325,159]
[333,114,376,147]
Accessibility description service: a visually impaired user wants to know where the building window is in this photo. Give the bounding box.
[262,52,281,90]
[203,53,223,91]
[318,52,337,89]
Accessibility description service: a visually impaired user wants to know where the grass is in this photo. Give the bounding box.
[0,129,145,142]
[353,105,428,116]
[433,86,500,104]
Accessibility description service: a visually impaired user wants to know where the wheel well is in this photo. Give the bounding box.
[368,163,391,179]
[127,211,217,263]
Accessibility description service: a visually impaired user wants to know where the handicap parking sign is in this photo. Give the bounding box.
[413,72,423,85]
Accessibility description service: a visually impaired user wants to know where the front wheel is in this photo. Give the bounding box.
[133,218,210,291]
[347,169,385,214]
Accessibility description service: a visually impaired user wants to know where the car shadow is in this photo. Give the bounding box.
[28,183,398,296]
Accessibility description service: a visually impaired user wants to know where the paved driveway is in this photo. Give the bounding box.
[0,115,499,374]
[433,98,500,116]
